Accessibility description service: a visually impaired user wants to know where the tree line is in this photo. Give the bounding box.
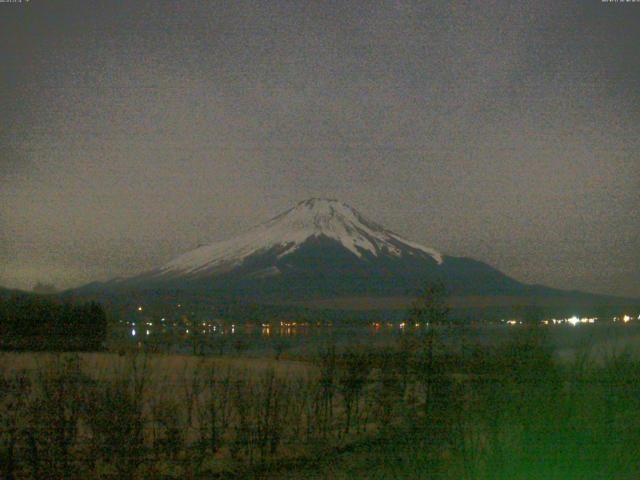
[0,294,107,351]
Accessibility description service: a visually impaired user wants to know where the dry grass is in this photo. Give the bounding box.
[0,350,362,478]
[0,351,311,379]
[4,328,640,479]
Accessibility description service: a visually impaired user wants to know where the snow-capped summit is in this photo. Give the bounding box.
[158,198,442,277]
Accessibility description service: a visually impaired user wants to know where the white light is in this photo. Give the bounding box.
[567,316,579,326]
[131,329,136,336]
[623,315,631,323]
[137,306,143,312]
[146,329,150,335]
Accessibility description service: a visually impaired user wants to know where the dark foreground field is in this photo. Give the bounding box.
[2,326,640,479]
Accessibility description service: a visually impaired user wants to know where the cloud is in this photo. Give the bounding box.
[1,1,638,296]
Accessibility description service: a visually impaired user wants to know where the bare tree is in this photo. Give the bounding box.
[407,282,450,417]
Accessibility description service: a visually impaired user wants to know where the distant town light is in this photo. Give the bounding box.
[623,315,631,323]
[137,306,143,312]
[146,329,150,335]
[131,329,136,336]
[567,316,579,326]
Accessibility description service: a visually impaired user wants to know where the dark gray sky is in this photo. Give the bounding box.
[1,0,639,297]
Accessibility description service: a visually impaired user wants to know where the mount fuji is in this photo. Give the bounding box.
[74,198,628,310]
